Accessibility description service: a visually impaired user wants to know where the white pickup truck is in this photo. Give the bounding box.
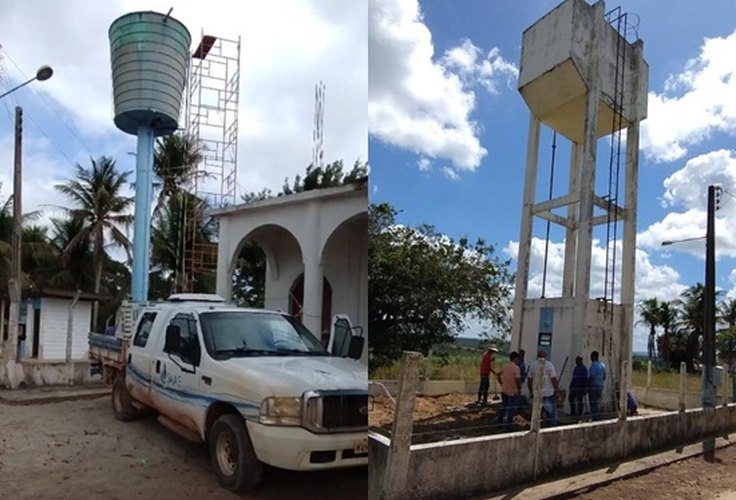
[89,294,368,492]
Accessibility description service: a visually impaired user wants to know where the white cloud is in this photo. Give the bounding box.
[441,167,459,181]
[641,31,736,162]
[417,157,432,171]
[442,40,518,95]
[0,0,367,198]
[504,238,685,304]
[369,0,516,175]
[638,149,736,258]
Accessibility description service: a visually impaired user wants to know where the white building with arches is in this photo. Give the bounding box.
[210,181,368,362]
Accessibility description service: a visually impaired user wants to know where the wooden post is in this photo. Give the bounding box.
[382,351,421,500]
[531,360,545,480]
[646,360,652,389]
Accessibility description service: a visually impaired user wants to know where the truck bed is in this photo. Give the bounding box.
[89,332,126,366]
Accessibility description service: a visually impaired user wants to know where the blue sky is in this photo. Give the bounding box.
[369,0,736,350]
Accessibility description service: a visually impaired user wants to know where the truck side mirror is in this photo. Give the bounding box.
[165,324,181,353]
[347,336,364,360]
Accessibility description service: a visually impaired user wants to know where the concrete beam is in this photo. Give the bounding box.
[536,211,576,230]
[531,193,579,215]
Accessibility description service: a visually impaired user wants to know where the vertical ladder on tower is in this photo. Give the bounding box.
[602,7,629,311]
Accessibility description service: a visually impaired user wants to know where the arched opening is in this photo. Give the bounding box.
[232,242,267,307]
[228,224,303,310]
[289,273,332,344]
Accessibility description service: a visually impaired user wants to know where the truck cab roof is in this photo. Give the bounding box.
[136,294,287,317]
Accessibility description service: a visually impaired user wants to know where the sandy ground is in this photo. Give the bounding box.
[369,393,663,444]
[572,442,736,499]
[0,396,366,500]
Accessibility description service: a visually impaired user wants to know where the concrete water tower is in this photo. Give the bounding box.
[510,0,648,412]
[109,11,191,302]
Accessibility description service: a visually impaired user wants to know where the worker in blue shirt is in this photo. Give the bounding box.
[568,356,587,418]
[587,350,606,421]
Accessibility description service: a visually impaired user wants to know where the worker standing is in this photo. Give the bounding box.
[587,350,607,421]
[496,351,521,431]
[477,344,499,405]
[526,349,560,427]
[568,356,587,418]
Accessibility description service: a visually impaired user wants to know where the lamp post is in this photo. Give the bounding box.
[1,65,53,389]
[0,65,53,100]
[660,184,719,408]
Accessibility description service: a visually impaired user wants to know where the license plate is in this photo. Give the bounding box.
[353,437,368,455]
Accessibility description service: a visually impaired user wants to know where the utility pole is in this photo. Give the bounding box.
[703,184,718,408]
[6,106,23,384]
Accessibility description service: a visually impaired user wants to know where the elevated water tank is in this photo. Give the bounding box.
[518,0,648,143]
[109,11,191,136]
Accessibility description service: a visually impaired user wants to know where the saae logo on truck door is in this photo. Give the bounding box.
[160,363,182,387]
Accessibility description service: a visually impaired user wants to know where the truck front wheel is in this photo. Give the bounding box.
[209,414,264,492]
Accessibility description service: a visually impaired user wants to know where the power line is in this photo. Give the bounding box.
[1,46,95,158]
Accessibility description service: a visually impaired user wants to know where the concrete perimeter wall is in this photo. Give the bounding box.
[20,360,100,387]
[370,404,736,500]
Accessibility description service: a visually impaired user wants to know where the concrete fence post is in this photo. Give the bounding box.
[531,360,545,481]
[646,360,652,389]
[382,351,421,500]
[619,360,628,421]
[722,363,729,408]
[679,362,686,413]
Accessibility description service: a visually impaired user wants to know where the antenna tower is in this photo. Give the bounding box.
[312,81,325,168]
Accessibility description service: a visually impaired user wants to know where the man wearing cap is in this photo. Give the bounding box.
[526,349,560,426]
[477,344,499,405]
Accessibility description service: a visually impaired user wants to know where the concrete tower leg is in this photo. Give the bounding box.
[511,115,541,350]
[572,86,600,356]
[562,143,582,297]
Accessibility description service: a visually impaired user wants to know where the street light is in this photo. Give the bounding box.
[0,64,54,100]
[1,64,53,387]
[659,186,719,409]
[661,236,705,247]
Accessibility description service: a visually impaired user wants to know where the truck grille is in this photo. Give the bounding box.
[303,391,368,433]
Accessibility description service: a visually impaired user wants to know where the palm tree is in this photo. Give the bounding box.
[47,215,94,291]
[676,284,724,371]
[55,157,133,328]
[719,298,736,328]
[153,132,202,214]
[658,300,679,365]
[637,298,660,360]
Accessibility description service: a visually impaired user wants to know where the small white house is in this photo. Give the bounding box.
[0,290,98,361]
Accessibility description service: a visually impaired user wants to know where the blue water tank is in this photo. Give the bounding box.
[109,11,191,136]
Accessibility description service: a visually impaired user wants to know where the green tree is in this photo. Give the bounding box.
[368,202,514,368]
[637,297,660,360]
[658,300,679,365]
[56,157,133,328]
[152,132,203,213]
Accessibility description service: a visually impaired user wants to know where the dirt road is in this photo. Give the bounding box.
[0,396,366,500]
[572,442,736,499]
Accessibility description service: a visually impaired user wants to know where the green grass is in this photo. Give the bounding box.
[372,356,707,393]
[631,369,702,392]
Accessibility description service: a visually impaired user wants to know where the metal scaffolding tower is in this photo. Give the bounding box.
[182,32,241,291]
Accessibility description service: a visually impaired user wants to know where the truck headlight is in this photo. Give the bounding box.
[259,397,302,426]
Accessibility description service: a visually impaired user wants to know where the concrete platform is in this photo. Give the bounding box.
[482,434,735,499]
[0,384,110,405]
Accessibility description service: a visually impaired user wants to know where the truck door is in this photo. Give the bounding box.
[152,312,204,432]
[126,311,158,407]
[328,314,353,357]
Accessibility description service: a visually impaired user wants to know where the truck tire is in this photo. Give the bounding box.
[112,376,141,422]
[209,414,264,492]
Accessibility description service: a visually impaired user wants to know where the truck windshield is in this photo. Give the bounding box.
[199,311,329,359]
